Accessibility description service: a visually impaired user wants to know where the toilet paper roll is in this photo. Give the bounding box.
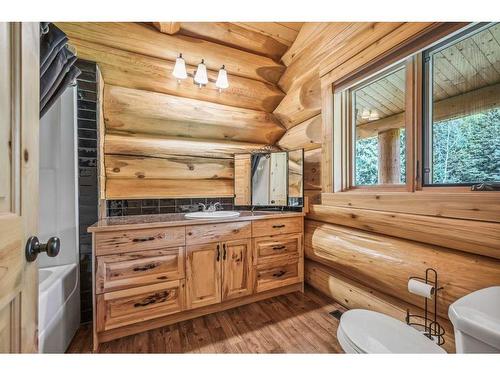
[408,278,435,298]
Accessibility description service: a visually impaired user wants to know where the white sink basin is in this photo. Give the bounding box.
[184,211,241,220]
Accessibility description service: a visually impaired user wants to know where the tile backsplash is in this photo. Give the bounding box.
[107,197,235,217]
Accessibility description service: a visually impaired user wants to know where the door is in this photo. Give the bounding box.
[185,243,221,309]
[0,22,40,353]
[222,239,253,301]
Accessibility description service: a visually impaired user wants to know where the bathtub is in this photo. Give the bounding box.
[38,264,80,353]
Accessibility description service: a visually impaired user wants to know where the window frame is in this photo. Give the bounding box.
[422,22,497,187]
[334,58,416,192]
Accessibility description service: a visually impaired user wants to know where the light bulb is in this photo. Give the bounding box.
[361,109,370,119]
[368,110,380,121]
[172,53,187,82]
[215,65,229,92]
[194,59,208,88]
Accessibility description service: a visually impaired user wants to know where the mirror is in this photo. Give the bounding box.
[234,150,304,207]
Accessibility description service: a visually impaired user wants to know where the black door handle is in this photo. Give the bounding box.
[25,236,60,262]
[216,244,220,262]
[223,243,227,260]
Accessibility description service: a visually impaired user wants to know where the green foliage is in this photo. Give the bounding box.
[354,109,499,185]
[431,108,500,184]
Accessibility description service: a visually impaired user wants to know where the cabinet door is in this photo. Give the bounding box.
[222,239,253,301]
[186,243,221,309]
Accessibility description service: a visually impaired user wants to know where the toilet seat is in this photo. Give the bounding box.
[338,309,446,354]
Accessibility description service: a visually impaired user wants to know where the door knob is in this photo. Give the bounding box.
[25,236,60,262]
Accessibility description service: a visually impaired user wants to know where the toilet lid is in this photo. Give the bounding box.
[339,309,446,354]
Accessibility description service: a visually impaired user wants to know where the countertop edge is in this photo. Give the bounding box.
[87,211,305,233]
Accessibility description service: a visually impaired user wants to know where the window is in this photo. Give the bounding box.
[350,64,407,186]
[423,23,500,186]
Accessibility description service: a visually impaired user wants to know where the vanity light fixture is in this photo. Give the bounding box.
[172,53,187,82]
[215,65,229,92]
[194,59,208,88]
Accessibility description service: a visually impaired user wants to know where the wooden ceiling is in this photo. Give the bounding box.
[152,22,303,61]
[354,23,500,128]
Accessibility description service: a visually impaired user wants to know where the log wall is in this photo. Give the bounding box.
[57,22,288,200]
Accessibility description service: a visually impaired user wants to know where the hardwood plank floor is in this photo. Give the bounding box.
[67,287,346,353]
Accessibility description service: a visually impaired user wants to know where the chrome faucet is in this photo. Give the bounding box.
[197,202,222,212]
[207,202,222,212]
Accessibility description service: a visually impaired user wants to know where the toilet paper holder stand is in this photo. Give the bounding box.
[406,268,445,346]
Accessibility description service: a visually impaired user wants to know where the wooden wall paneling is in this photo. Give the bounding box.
[103,85,285,144]
[308,204,500,259]
[178,23,288,61]
[281,23,331,67]
[233,23,302,47]
[105,154,234,180]
[234,154,251,206]
[106,179,234,199]
[70,38,285,113]
[304,259,456,353]
[321,85,335,193]
[318,22,404,77]
[278,23,365,92]
[322,23,467,88]
[304,148,322,191]
[56,22,285,84]
[105,133,267,160]
[273,70,321,128]
[321,192,500,223]
[96,67,107,219]
[304,220,500,319]
[277,114,322,151]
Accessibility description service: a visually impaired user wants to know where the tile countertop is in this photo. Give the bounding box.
[87,210,305,233]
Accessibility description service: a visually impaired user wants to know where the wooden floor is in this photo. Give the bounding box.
[67,287,346,353]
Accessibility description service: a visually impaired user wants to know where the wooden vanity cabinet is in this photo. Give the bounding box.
[89,213,304,350]
[186,238,253,308]
[185,242,222,309]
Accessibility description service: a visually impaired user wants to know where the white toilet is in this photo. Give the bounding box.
[448,286,500,353]
[337,309,446,353]
[337,286,500,354]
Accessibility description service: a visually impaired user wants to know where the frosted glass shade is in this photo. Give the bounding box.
[172,55,187,80]
[216,66,229,90]
[194,60,208,86]
[361,109,370,119]
[368,111,380,121]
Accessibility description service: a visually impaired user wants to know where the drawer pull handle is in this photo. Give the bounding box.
[273,270,286,278]
[133,263,157,272]
[272,245,286,251]
[134,291,169,308]
[272,224,285,229]
[132,236,156,242]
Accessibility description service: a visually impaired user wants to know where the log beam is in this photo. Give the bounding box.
[377,128,401,184]
[104,85,285,144]
[152,22,181,35]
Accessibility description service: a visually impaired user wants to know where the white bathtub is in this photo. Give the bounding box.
[38,264,80,353]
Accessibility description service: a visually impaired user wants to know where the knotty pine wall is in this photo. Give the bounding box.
[273,22,500,353]
[56,22,288,201]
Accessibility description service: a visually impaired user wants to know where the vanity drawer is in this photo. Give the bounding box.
[96,247,185,294]
[95,226,185,256]
[186,221,251,245]
[254,258,302,293]
[253,233,302,265]
[252,216,303,238]
[96,280,185,332]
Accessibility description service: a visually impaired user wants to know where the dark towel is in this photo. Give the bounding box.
[40,46,75,100]
[40,24,68,77]
[41,65,81,118]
